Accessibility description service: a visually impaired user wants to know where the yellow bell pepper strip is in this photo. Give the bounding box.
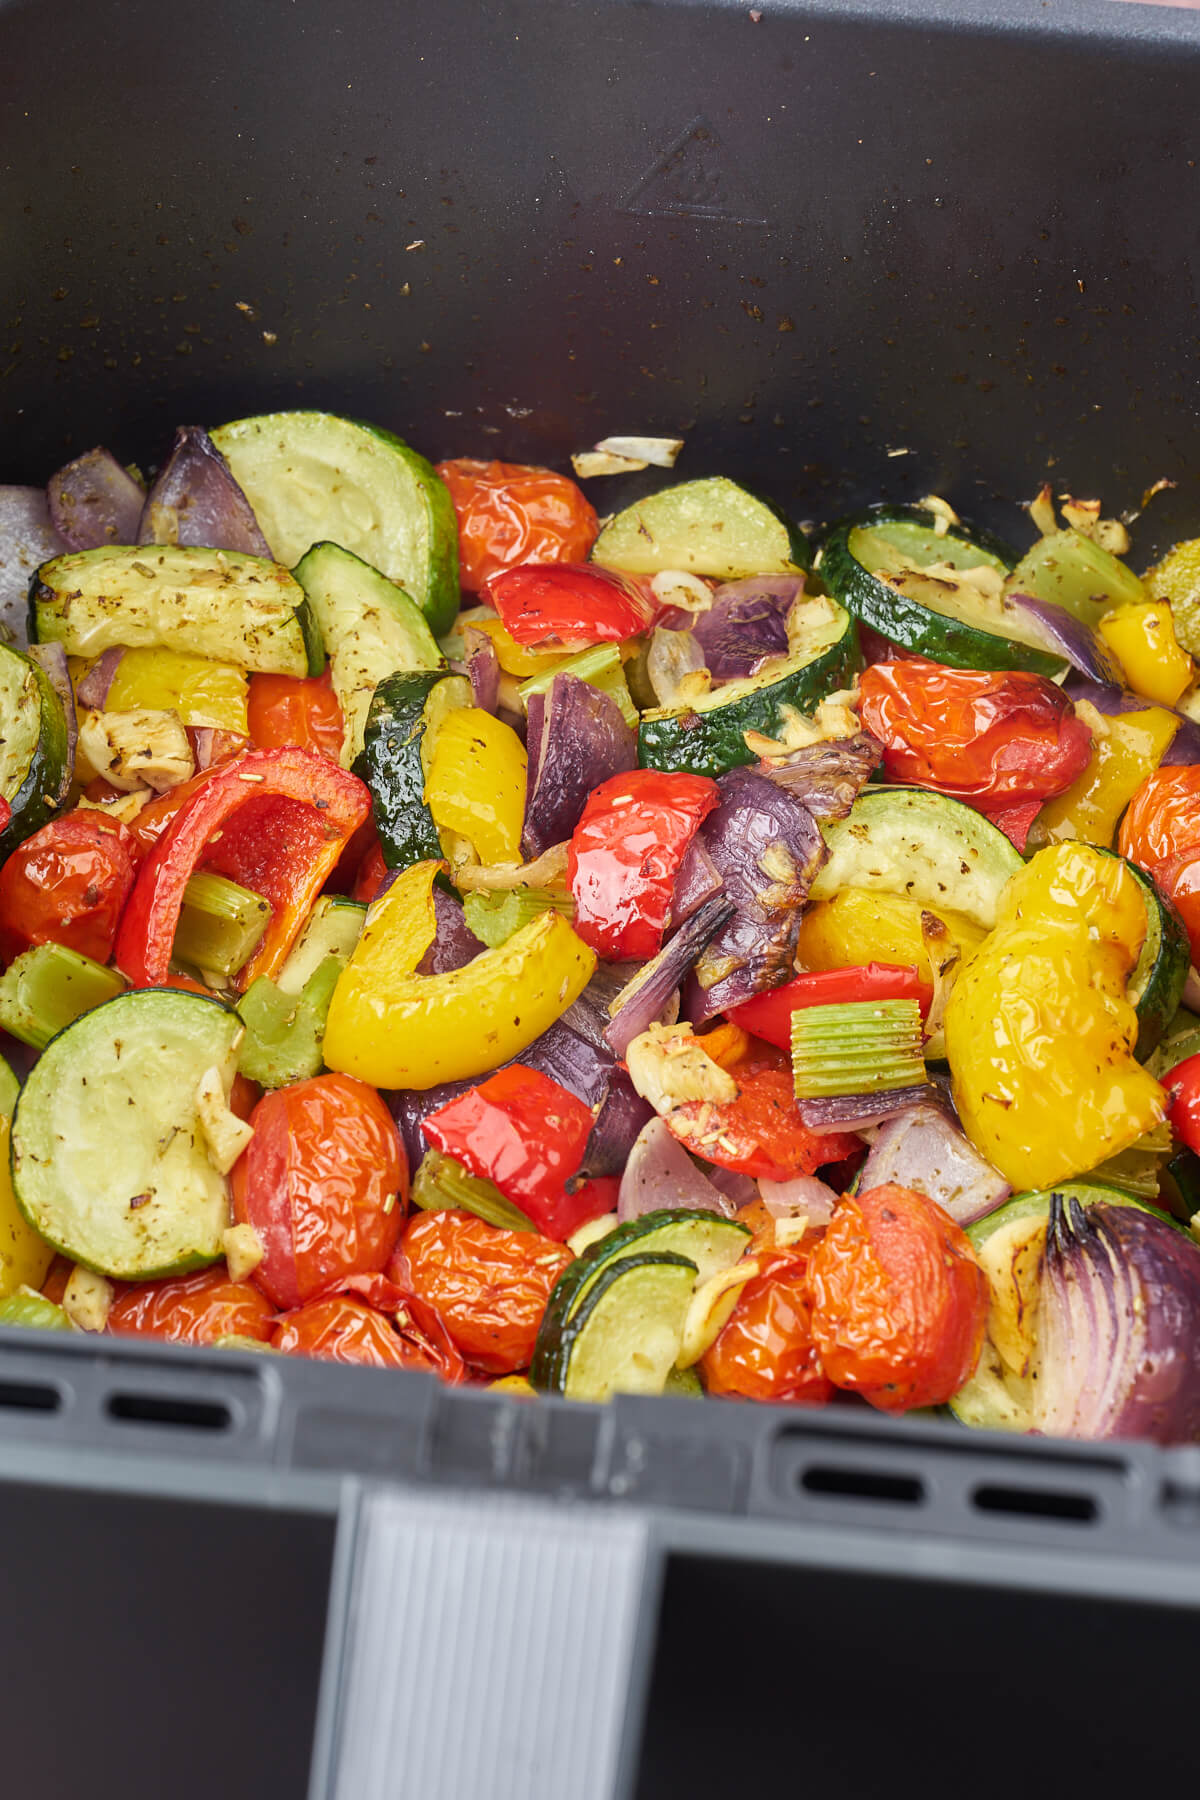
[1098,603,1194,707]
[944,842,1166,1191]
[793,888,985,986]
[72,647,250,734]
[323,860,596,1089]
[425,707,527,865]
[1031,703,1178,849]
[461,614,574,678]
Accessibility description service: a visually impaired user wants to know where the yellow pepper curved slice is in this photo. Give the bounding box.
[1098,602,1193,707]
[1032,703,1178,848]
[74,647,250,734]
[425,707,527,865]
[323,860,596,1090]
[794,888,985,984]
[944,842,1166,1191]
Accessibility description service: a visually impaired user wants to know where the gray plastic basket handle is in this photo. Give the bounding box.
[313,1485,657,1800]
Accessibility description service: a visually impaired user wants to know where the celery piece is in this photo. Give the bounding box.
[462,886,574,949]
[0,944,126,1050]
[0,1290,71,1331]
[1004,529,1144,627]
[412,1149,536,1232]
[173,872,271,980]
[1085,1121,1173,1199]
[791,998,927,1099]
[276,896,364,996]
[236,955,342,1088]
[517,643,639,728]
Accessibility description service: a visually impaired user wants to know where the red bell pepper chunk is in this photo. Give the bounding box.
[113,746,371,990]
[729,963,935,1048]
[481,561,658,644]
[568,768,720,961]
[422,1063,608,1241]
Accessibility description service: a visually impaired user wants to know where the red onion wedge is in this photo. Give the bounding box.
[75,645,124,709]
[759,1174,839,1226]
[861,1102,1009,1226]
[671,836,723,924]
[758,731,883,820]
[687,768,826,1022]
[618,1116,737,1220]
[415,887,486,976]
[692,576,804,680]
[1064,677,1200,767]
[388,1079,473,1173]
[461,625,501,715]
[137,426,271,555]
[0,487,66,647]
[521,673,636,860]
[605,893,735,1057]
[794,1084,936,1134]
[571,1069,655,1185]
[1036,1196,1200,1445]
[1004,592,1123,684]
[47,448,145,550]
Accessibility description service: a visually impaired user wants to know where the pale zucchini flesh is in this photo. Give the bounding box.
[31,544,320,676]
[591,476,806,579]
[11,989,242,1279]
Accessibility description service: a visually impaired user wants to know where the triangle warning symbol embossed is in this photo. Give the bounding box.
[621,117,768,225]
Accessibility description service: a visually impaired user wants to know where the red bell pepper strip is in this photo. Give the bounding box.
[422,1062,608,1241]
[568,768,720,961]
[481,562,658,644]
[113,746,371,990]
[729,964,934,1048]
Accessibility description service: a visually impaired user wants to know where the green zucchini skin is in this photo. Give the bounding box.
[356,670,451,870]
[820,505,1066,677]
[542,1250,699,1402]
[0,650,71,860]
[637,611,861,778]
[1119,859,1189,1061]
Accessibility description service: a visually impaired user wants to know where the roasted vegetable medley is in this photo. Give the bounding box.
[5,419,1200,1442]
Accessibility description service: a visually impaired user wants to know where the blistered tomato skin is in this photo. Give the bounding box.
[272,1294,428,1369]
[483,563,657,645]
[0,811,138,966]
[859,657,1093,814]
[106,1265,276,1345]
[1120,765,1200,961]
[232,1074,407,1310]
[701,1246,833,1405]
[568,769,720,961]
[1165,1054,1200,1156]
[665,1045,860,1183]
[391,1210,573,1374]
[435,459,598,592]
[806,1184,989,1412]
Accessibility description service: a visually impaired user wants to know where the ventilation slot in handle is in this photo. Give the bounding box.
[971,1483,1098,1524]
[800,1464,926,1506]
[0,1379,61,1415]
[106,1392,232,1432]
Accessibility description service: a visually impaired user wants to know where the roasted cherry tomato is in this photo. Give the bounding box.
[422,1063,601,1240]
[0,810,138,967]
[435,458,598,592]
[701,1243,833,1406]
[1119,764,1200,961]
[729,964,934,1047]
[106,1264,275,1346]
[1165,1054,1200,1156]
[390,1209,573,1374]
[232,1073,407,1310]
[665,1043,860,1183]
[247,668,344,761]
[482,562,657,645]
[806,1183,989,1412]
[859,658,1093,834]
[272,1292,462,1374]
[568,768,719,960]
[350,839,388,905]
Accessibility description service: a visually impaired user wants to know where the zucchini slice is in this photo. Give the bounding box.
[638,602,860,778]
[0,642,71,859]
[292,541,446,765]
[11,988,242,1280]
[275,895,365,997]
[1118,859,1189,1060]
[543,1251,699,1402]
[30,545,322,676]
[809,787,1022,933]
[210,411,460,636]
[531,1208,750,1391]
[591,476,810,578]
[356,669,472,868]
[821,506,1066,677]
[949,1182,1177,1432]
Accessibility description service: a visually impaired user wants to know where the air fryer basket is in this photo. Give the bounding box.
[5,2,1200,1797]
